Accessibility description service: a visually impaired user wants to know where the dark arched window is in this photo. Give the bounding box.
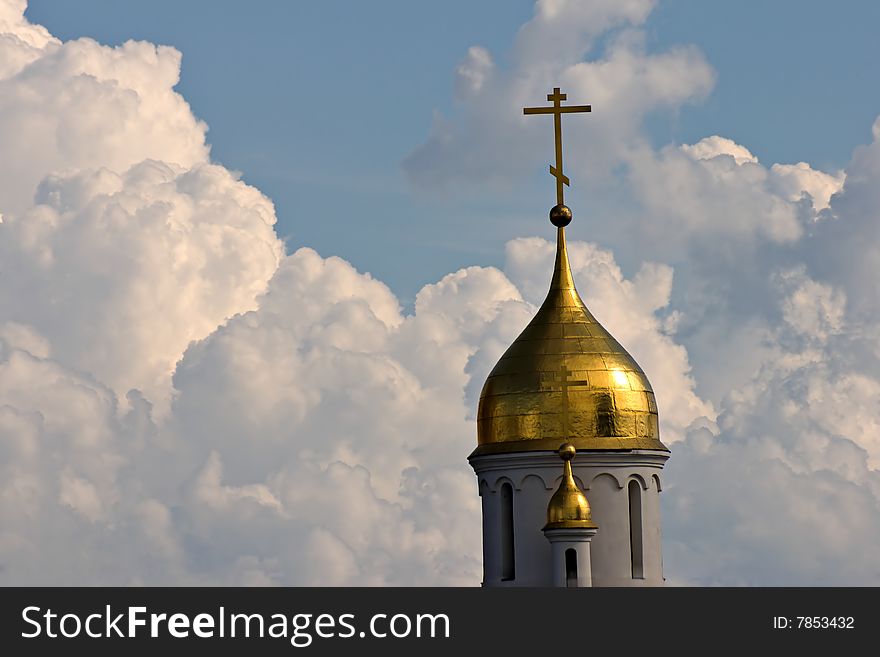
[628,480,644,579]
[500,483,515,581]
[565,548,577,587]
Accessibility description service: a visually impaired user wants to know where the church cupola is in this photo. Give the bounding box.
[543,443,598,587]
[469,87,670,587]
[544,443,596,530]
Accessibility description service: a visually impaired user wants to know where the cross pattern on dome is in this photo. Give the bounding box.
[523,87,591,206]
[545,364,591,440]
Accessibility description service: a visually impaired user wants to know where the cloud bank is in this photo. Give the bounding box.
[1,0,879,585]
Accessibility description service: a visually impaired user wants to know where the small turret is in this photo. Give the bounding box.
[543,443,598,587]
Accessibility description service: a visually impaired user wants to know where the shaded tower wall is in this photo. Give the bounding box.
[471,450,668,587]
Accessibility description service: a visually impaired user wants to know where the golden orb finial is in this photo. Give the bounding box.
[549,204,572,227]
[544,443,597,530]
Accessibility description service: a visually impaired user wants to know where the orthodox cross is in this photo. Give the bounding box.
[545,364,591,440]
[523,87,591,207]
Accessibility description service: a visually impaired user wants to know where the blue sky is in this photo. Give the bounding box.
[26,0,880,304]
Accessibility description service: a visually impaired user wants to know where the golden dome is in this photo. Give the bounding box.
[545,443,597,530]
[474,225,667,456]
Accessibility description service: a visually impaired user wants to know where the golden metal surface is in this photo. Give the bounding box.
[523,87,591,207]
[474,225,667,455]
[544,443,597,530]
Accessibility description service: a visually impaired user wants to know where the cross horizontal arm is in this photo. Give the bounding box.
[523,105,592,115]
[540,379,591,390]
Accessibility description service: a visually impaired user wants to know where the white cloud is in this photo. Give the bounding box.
[665,333,880,584]
[0,29,209,215]
[769,162,844,212]
[455,46,493,99]
[0,160,283,415]
[514,0,656,67]
[680,135,758,165]
[404,3,713,192]
[800,118,880,318]
[661,157,880,583]
[629,141,810,246]
[775,267,846,342]
[0,0,56,78]
[0,1,284,413]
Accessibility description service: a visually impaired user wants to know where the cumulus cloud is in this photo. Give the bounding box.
[514,0,655,62]
[636,136,845,248]
[0,335,158,584]
[455,46,493,99]
[0,2,283,413]
[770,162,844,212]
[629,138,835,248]
[0,0,56,78]
[680,135,757,165]
[403,1,714,192]
[664,298,880,584]
[0,35,209,215]
[659,131,880,583]
[802,116,880,318]
[0,162,283,414]
[0,0,279,582]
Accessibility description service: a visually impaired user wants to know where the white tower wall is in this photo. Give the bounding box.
[470,450,669,587]
[545,528,597,587]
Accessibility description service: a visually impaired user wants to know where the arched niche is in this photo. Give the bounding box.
[586,471,624,490]
[652,473,662,492]
[626,473,649,490]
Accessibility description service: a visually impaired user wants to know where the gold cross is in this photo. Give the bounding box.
[523,87,591,206]
[542,364,591,440]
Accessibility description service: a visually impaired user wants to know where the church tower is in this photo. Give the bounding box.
[469,88,669,587]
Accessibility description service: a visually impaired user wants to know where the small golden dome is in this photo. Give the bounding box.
[544,443,596,529]
[473,225,667,456]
